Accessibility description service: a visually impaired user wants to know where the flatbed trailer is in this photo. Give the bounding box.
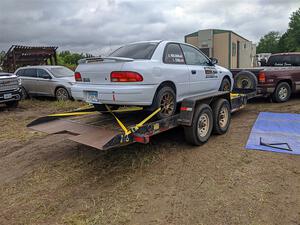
[27,89,256,150]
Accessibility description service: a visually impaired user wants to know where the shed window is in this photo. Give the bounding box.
[232,43,236,56]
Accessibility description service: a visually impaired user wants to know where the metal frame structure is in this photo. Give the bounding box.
[1,45,58,72]
[27,89,256,150]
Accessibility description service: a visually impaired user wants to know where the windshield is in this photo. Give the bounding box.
[49,67,74,78]
[109,42,159,59]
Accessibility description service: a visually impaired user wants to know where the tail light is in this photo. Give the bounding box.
[111,71,143,82]
[258,71,266,83]
[74,72,82,82]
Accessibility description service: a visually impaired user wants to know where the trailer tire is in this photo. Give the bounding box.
[212,98,231,135]
[184,104,213,146]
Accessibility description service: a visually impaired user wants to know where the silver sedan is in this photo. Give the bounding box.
[15,65,75,100]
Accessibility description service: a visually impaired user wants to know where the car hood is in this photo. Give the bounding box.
[0,73,17,79]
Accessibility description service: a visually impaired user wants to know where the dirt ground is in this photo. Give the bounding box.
[1,97,300,225]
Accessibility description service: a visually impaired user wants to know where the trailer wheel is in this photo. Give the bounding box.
[184,104,213,146]
[212,99,231,135]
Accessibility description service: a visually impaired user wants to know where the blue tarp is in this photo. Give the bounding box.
[246,112,300,154]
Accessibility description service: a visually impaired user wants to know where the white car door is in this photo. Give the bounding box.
[180,44,219,93]
[162,43,190,100]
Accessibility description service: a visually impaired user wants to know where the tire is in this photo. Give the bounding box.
[234,71,257,89]
[184,104,213,145]
[21,87,28,100]
[219,77,231,91]
[55,87,70,101]
[5,100,19,108]
[211,99,231,135]
[93,104,119,114]
[153,86,176,119]
[272,82,291,103]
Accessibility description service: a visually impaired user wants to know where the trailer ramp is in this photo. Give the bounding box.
[27,110,179,150]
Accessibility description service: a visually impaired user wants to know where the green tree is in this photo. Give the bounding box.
[285,7,300,51]
[256,31,281,53]
[57,51,93,69]
[0,50,5,63]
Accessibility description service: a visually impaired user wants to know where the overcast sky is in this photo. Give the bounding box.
[0,0,299,55]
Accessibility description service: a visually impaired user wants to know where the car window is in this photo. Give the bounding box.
[23,69,37,78]
[49,67,74,78]
[37,69,51,78]
[292,55,300,66]
[267,55,294,66]
[180,44,209,65]
[16,69,25,76]
[163,43,185,64]
[109,42,158,59]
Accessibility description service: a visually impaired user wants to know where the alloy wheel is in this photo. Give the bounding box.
[56,88,69,101]
[159,92,175,116]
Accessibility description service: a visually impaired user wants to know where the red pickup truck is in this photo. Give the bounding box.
[231,52,300,102]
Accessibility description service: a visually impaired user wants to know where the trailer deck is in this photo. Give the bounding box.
[27,90,255,150]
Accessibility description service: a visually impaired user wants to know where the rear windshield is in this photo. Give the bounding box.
[109,42,158,59]
[49,67,74,78]
[267,55,300,66]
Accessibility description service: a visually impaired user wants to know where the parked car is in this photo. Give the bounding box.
[0,72,22,107]
[231,52,300,103]
[71,40,233,119]
[15,66,75,100]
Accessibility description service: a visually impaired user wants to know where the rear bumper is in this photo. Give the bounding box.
[71,84,158,106]
[0,88,22,103]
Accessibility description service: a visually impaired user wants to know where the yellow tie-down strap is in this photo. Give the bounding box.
[230,93,244,99]
[105,105,161,136]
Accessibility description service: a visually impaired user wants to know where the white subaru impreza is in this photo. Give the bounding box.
[71,40,233,119]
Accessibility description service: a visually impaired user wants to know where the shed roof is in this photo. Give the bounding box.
[1,45,58,72]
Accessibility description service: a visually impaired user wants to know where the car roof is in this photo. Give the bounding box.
[121,40,198,48]
[17,65,65,70]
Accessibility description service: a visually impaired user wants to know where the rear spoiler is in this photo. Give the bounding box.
[78,57,134,64]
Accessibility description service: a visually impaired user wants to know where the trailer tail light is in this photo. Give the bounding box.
[74,72,82,82]
[110,71,143,82]
[258,71,266,83]
[180,107,193,112]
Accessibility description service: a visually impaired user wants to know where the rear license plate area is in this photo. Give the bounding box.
[86,91,99,103]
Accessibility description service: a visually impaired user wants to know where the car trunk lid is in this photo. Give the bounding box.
[75,57,134,84]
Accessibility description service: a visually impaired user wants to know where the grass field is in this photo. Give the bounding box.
[1,97,300,225]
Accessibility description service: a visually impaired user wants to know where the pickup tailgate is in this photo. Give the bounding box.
[76,57,134,85]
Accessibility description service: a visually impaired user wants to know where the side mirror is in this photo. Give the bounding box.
[210,57,218,65]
